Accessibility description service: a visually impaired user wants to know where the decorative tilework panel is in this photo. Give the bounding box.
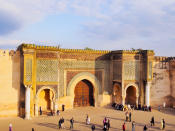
[36,59,58,82]
[25,59,32,82]
[59,60,110,97]
[124,61,140,80]
[113,61,122,80]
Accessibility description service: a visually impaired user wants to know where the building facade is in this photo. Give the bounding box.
[0,44,175,118]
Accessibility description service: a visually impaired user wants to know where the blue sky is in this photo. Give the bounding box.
[0,0,175,56]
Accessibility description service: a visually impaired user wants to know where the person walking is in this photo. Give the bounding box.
[122,122,126,131]
[61,117,65,128]
[132,121,135,131]
[58,119,62,129]
[125,111,129,122]
[143,125,148,131]
[103,124,107,131]
[103,117,107,126]
[161,119,165,130]
[57,110,60,115]
[70,117,74,129]
[91,124,95,131]
[86,115,90,125]
[9,124,12,131]
[39,106,42,115]
[129,112,132,122]
[163,119,165,130]
[107,119,110,130]
[62,104,65,111]
[158,106,160,111]
[150,116,155,126]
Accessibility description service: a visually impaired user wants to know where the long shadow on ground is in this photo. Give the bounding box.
[36,122,80,131]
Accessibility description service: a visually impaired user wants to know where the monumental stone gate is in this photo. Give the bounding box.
[0,44,175,118]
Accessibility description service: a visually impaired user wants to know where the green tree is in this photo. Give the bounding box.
[84,47,93,50]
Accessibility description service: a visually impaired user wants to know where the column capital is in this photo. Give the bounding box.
[147,81,152,84]
[122,95,126,98]
[24,85,32,89]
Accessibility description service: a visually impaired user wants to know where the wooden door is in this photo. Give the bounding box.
[74,80,93,107]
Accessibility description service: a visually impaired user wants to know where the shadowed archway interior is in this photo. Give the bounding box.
[38,89,54,113]
[125,86,136,105]
[74,79,94,107]
[113,84,122,104]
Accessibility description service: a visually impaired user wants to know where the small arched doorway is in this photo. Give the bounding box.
[113,83,122,104]
[74,79,94,107]
[38,89,54,114]
[125,86,136,105]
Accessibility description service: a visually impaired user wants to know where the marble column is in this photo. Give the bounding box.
[25,85,31,119]
[146,82,151,107]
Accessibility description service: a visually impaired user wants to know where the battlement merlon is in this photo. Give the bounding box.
[154,56,175,62]
[17,43,111,54]
[0,49,20,56]
[111,50,155,55]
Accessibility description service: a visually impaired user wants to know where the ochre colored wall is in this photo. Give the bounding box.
[151,58,175,107]
[0,50,20,117]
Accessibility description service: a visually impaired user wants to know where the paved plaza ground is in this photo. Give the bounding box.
[0,107,175,131]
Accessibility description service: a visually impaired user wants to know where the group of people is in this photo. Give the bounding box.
[39,104,65,116]
[138,104,152,112]
[58,117,74,130]
[125,111,132,122]
[8,114,166,131]
[58,117,65,129]
[122,114,166,131]
[112,103,152,112]
[150,116,165,130]
[103,117,110,131]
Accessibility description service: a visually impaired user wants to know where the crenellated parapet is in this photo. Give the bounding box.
[112,50,154,55]
[0,49,10,56]
[17,43,111,54]
[0,49,20,57]
[154,56,175,62]
[59,48,110,54]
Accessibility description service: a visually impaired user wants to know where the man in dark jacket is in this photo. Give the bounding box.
[70,117,74,129]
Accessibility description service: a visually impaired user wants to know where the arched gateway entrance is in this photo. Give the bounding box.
[67,72,101,107]
[38,89,54,111]
[36,86,56,115]
[113,83,122,104]
[125,86,136,105]
[74,79,94,107]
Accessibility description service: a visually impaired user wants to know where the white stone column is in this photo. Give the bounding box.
[146,82,151,107]
[25,85,31,119]
[136,96,139,106]
[122,96,125,105]
[54,102,58,115]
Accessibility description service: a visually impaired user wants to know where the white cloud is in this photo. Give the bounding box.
[0,38,21,46]
[0,0,175,55]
